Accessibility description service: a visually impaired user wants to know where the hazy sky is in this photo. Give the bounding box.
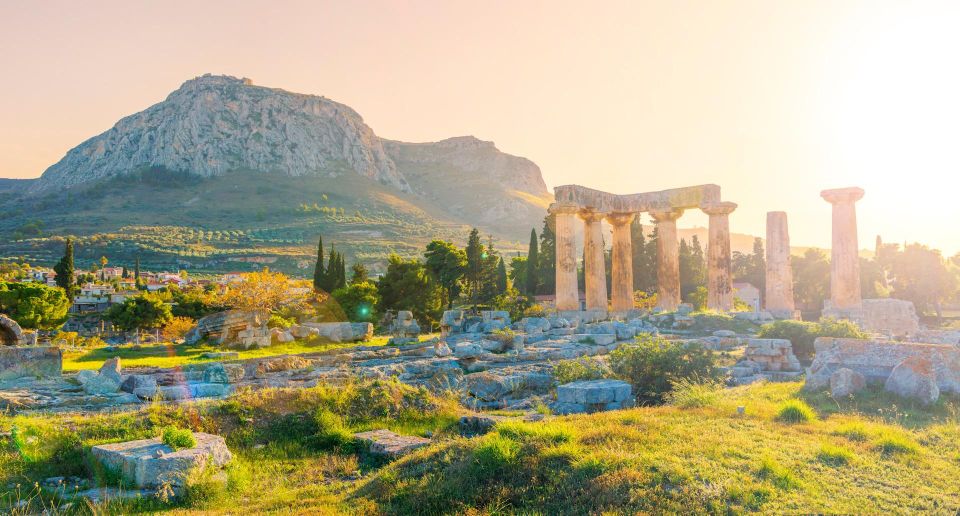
[2,1,959,253]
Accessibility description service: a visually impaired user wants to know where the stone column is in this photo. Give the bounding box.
[650,208,684,311]
[702,202,737,311]
[821,187,865,310]
[606,212,636,312]
[551,203,580,311]
[765,211,796,316]
[579,209,608,311]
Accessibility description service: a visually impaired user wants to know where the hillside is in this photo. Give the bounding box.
[0,75,553,273]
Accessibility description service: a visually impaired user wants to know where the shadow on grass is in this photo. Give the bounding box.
[799,382,960,429]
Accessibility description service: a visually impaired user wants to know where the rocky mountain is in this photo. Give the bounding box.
[0,75,553,273]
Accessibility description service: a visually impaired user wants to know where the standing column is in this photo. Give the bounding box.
[551,203,580,311]
[821,187,865,310]
[765,211,796,316]
[650,208,684,311]
[606,212,636,312]
[702,202,737,311]
[579,209,608,311]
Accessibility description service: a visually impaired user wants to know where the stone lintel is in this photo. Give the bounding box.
[547,202,581,215]
[553,184,721,213]
[820,187,865,204]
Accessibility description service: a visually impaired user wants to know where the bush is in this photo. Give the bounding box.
[523,304,546,318]
[553,356,612,384]
[162,316,196,341]
[267,314,294,329]
[665,377,724,408]
[609,334,719,405]
[161,426,197,450]
[775,400,817,423]
[758,318,866,361]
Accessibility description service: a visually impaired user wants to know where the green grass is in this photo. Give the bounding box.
[3,381,959,513]
[775,399,818,423]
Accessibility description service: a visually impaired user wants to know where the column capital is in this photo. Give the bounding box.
[701,201,738,216]
[578,208,607,223]
[821,187,864,205]
[649,208,684,223]
[605,212,636,227]
[548,202,581,215]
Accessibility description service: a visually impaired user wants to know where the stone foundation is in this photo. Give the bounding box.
[553,379,634,414]
[822,298,919,337]
[0,346,62,382]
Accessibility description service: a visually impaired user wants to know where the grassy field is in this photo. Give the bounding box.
[2,378,958,514]
[61,334,440,371]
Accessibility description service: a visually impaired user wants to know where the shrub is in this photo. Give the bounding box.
[312,409,354,449]
[553,356,612,384]
[523,304,546,318]
[775,400,817,423]
[162,316,196,341]
[267,314,294,329]
[758,318,866,361]
[817,443,854,466]
[665,377,724,408]
[610,334,719,404]
[488,328,516,346]
[161,426,197,450]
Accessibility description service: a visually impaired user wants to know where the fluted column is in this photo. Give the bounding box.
[606,212,636,312]
[765,211,796,315]
[702,202,737,311]
[579,209,608,311]
[821,187,865,310]
[650,208,684,311]
[551,203,580,311]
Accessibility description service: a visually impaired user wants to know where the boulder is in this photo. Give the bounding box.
[885,357,940,405]
[354,429,430,457]
[203,363,231,384]
[82,374,121,395]
[433,342,452,357]
[454,342,484,360]
[0,346,61,381]
[91,433,232,489]
[120,374,157,395]
[99,357,122,383]
[185,310,269,346]
[830,368,866,398]
[289,325,320,339]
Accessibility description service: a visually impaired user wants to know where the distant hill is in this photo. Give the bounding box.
[0,75,553,274]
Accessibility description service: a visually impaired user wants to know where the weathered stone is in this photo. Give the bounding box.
[91,433,232,489]
[551,203,580,311]
[702,202,737,311]
[99,357,122,383]
[742,339,801,373]
[354,429,430,457]
[82,373,121,395]
[830,368,866,398]
[190,382,230,398]
[821,187,865,310]
[576,334,616,346]
[557,379,632,404]
[607,212,636,311]
[441,310,465,336]
[0,314,26,346]
[301,322,373,342]
[580,209,609,311]
[203,363,231,384]
[120,374,157,395]
[454,342,484,360]
[765,211,796,316]
[0,346,61,381]
[185,310,270,346]
[433,341,452,357]
[885,356,939,405]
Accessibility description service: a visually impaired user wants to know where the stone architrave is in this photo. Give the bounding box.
[821,187,865,310]
[702,202,737,311]
[606,212,636,312]
[551,203,580,311]
[579,209,608,311]
[765,211,796,316]
[649,208,684,311]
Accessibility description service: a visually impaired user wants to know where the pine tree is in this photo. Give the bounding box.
[53,238,77,301]
[313,236,326,291]
[465,228,483,305]
[537,215,556,295]
[350,263,369,285]
[524,228,539,296]
[496,257,508,293]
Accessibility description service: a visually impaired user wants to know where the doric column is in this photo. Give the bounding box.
[821,187,865,310]
[579,209,608,311]
[765,211,796,315]
[650,208,684,311]
[550,203,580,311]
[606,212,636,312]
[702,202,737,311]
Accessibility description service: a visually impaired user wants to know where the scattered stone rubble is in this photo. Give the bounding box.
[553,379,634,414]
[728,339,803,385]
[91,433,232,491]
[185,310,271,348]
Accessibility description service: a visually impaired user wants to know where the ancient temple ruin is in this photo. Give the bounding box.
[548,184,737,313]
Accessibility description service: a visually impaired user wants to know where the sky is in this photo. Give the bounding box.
[1,0,959,254]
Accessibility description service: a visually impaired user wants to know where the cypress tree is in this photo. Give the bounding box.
[53,238,77,301]
[465,228,483,305]
[524,228,539,296]
[337,253,347,289]
[537,215,556,295]
[313,236,325,291]
[496,257,508,293]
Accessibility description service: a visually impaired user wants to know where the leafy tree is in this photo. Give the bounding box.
[732,237,765,303]
[524,229,539,295]
[424,240,466,309]
[537,215,556,295]
[0,282,70,330]
[350,263,369,285]
[376,254,443,326]
[221,268,305,314]
[332,281,379,322]
[792,249,830,312]
[889,243,958,318]
[508,256,528,296]
[105,294,173,334]
[679,237,706,303]
[478,236,503,303]
[53,238,77,301]
[313,236,326,291]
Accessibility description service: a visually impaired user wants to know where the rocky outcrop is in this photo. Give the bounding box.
[185,310,270,348]
[34,75,409,193]
[0,346,61,381]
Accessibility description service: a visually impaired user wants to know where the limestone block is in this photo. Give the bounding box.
[433,342,452,357]
[121,374,157,395]
[884,357,939,405]
[576,334,616,346]
[91,433,231,489]
[203,364,231,384]
[0,346,62,381]
[189,382,230,398]
[82,374,121,395]
[454,342,484,360]
[354,429,430,457]
[830,368,866,398]
[557,379,632,405]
